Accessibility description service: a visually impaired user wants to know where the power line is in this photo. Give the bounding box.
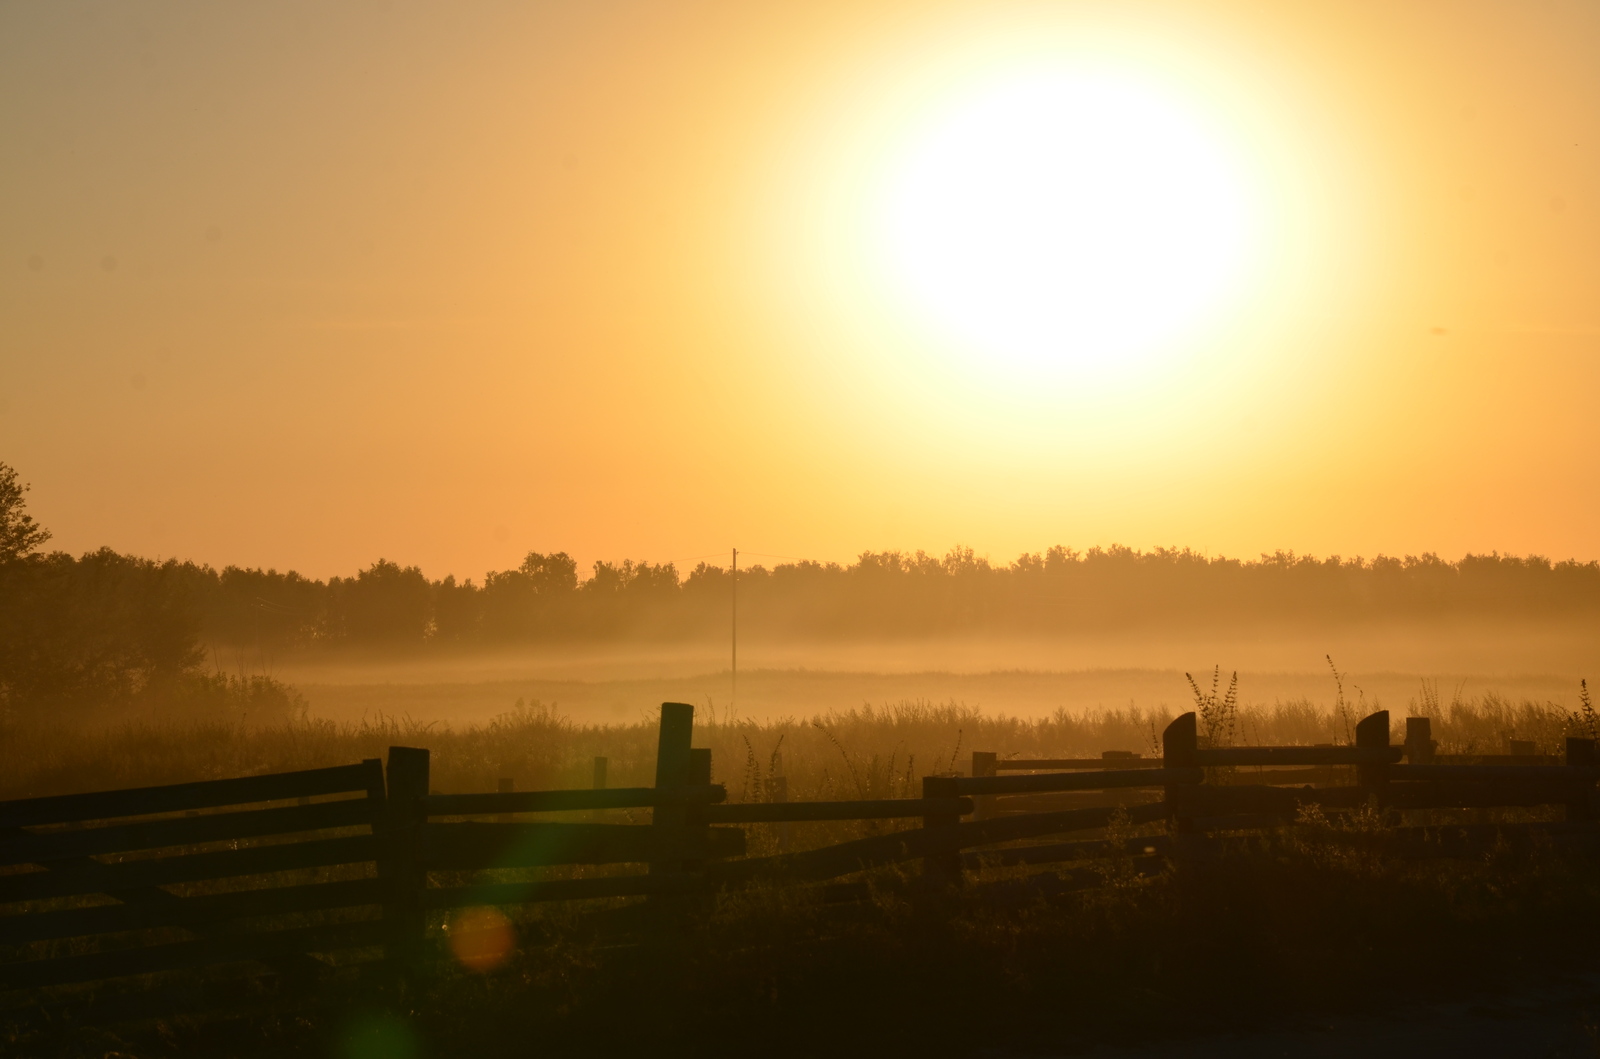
[655,550,834,568]
[660,550,734,565]
[731,548,737,710]
[737,550,833,564]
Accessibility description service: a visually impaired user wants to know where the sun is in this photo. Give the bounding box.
[875,67,1255,380]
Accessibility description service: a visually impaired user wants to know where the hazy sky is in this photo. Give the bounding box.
[3,0,1597,579]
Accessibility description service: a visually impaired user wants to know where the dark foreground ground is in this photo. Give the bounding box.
[1051,975,1600,1058]
[13,823,1600,1059]
[36,985,1600,1059]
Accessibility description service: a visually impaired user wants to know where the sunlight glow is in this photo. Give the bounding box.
[875,67,1256,380]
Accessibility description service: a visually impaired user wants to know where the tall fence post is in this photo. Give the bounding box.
[496,777,514,824]
[921,775,963,887]
[685,747,712,874]
[971,752,998,821]
[590,757,609,823]
[1162,713,1198,834]
[650,703,695,880]
[383,746,430,977]
[1356,711,1391,809]
[1566,737,1596,822]
[1404,717,1435,764]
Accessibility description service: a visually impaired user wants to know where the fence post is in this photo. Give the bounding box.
[1404,717,1435,764]
[688,748,711,788]
[590,757,608,823]
[921,775,963,887]
[1162,712,1197,833]
[971,752,998,821]
[1566,737,1596,822]
[496,777,513,824]
[1356,710,1391,808]
[383,746,430,977]
[685,747,712,873]
[650,703,695,879]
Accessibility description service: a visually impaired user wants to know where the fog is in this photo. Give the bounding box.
[274,617,1600,726]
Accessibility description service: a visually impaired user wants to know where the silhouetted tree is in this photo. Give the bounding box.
[0,462,50,563]
[329,560,432,643]
[1,462,1595,676]
[432,575,483,642]
[0,550,206,714]
[203,565,325,651]
[518,551,578,594]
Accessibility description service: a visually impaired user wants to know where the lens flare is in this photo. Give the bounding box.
[448,905,515,973]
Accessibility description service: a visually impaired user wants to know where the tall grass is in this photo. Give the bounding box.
[0,684,1588,802]
[5,685,1600,1058]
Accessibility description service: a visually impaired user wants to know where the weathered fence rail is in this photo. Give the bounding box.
[3,703,1597,1025]
[0,759,391,1022]
[423,785,725,815]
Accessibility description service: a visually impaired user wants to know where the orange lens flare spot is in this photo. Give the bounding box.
[448,905,515,973]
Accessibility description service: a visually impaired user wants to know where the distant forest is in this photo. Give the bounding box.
[126,545,1600,652]
[2,460,1598,714]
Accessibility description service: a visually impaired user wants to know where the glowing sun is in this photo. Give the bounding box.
[876,67,1255,378]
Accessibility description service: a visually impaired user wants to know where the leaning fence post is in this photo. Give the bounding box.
[383,746,430,976]
[1356,710,1391,808]
[650,703,695,880]
[921,775,963,887]
[971,752,998,821]
[1162,713,1198,834]
[1566,737,1596,822]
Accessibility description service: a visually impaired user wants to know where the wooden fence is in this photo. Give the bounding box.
[3,703,1596,1024]
[0,759,391,1023]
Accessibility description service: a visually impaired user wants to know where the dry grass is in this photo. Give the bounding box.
[0,686,1584,803]
[4,683,1600,1058]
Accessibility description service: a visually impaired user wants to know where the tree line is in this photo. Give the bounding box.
[24,544,1600,654]
[3,460,1598,714]
[142,542,1600,650]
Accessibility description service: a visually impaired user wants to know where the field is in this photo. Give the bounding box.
[267,618,1600,727]
[4,674,1587,802]
[6,662,1600,1058]
[11,0,1599,1052]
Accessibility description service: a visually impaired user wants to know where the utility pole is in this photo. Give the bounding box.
[730,547,738,709]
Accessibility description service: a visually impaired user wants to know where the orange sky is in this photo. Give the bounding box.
[2,0,1597,580]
